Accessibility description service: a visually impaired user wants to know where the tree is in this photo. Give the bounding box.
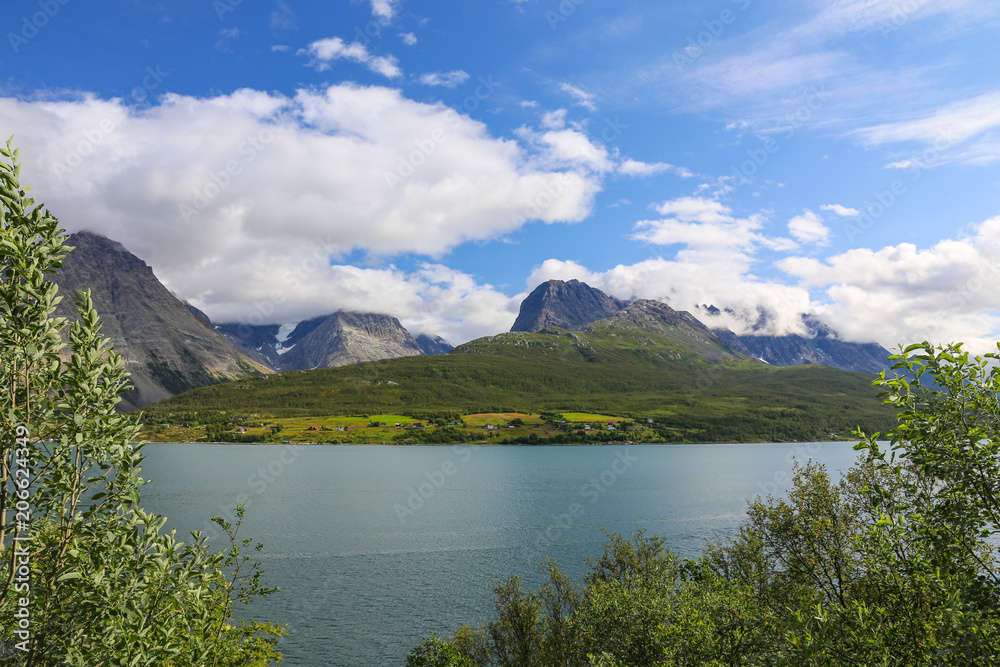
[409,341,1000,665]
[0,139,284,664]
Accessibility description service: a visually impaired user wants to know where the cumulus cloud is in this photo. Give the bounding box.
[521,202,1000,352]
[400,32,418,45]
[778,216,1000,351]
[516,125,615,175]
[633,196,799,260]
[540,108,567,130]
[299,38,402,78]
[370,0,399,20]
[788,210,831,246]
[417,70,469,88]
[618,159,694,178]
[2,85,604,340]
[820,203,859,217]
[525,256,816,339]
[216,260,523,344]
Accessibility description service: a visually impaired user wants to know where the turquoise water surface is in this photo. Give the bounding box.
[138,442,861,666]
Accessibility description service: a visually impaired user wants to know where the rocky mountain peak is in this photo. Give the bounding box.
[273,311,424,371]
[55,232,271,409]
[510,279,628,333]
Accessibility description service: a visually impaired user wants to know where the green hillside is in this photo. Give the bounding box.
[142,326,896,443]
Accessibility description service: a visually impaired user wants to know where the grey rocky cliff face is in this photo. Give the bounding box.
[275,311,424,370]
[55,232,271,410]
[216,323,282,368]
[510,279,628,332]
[713,328,890,374]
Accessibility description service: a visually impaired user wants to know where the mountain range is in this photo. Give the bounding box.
[56,233,452,408]
[55,232,889,409]
[509,279,889,374]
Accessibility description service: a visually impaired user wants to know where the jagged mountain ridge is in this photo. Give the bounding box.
[510,279,628,333]
[713,314,890,374]
[54,232,271,410]
[511,279,888,374]
[217,319,454,371]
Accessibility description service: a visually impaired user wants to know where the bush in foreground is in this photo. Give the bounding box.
[411,341,1000,665]
[0,141,284,665]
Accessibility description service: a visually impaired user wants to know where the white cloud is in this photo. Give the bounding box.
[778,216,1000,351]
[525,256,816,339]
[222,261,523,344]
[417,70,469,88]
[540,108,567,130]
[2,85,604,338]
[560,82,597,112]
[271,44,291,53]
[519,100,539,108]
[400,32,417,45]
[520,128,615,174]
[370,0,399,20]
[820,203,859,217]
[788,210,831,246]
[618,159,694,178]
[299,38,402,78]
[855,91,1000,166]
[523,200,1000,352]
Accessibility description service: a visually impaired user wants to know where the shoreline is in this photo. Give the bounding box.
[144,438,856,447]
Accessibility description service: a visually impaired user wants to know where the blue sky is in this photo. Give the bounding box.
[2,0,999,349]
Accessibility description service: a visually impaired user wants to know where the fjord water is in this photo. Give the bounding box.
[139,442,860,666]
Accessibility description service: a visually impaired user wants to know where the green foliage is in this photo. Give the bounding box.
[408,341,1000,665]
[0,141,283,664]
[144,338,895,444]
[407,634,477,667]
